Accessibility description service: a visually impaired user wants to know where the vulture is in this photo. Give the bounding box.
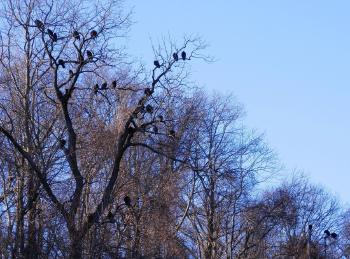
[111,80,117,88]
[35,19,44,30]
[145,104,153,113]
[124,196,131,207]
[144,88,152,96]
[93,84,99,94]
[86,50,93,60]
[72,31,80,40]
[90,30,98,39]
[153,60,160,68]
[58,59,65,68]
[181,51,186,60]
[101,82,107,90]
[173,52,179,61]
[324,230,331,237]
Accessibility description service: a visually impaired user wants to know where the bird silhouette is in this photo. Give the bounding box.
[157,115,164,122]
[35,20,44,30]
[59,139,66,148]
[86,50,93,60]
[331,233,338,239]
[145,104,153,113]
[144,88,152,96]
[124,196,131,207]
[101,82,107,90]
[173,52,179,61]
[154,60,160,68]
[58,59,65,68]
[169,129,176,138]
[47,29,54,37]
[72,31,80,40]
[324,230,331,237]
[90,30,97,39]
[111,80,117,88]
[69,70,74,77]
[52,33,58,42]
[93,84,99,94]
[181,51,186,60]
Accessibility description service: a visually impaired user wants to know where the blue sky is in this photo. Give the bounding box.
[124,1,350,203]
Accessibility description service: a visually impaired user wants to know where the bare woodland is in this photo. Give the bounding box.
[0,0,349,258]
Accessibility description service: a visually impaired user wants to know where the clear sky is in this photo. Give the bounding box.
[124,1,350,204]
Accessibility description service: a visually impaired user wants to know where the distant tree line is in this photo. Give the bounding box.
[0,0,349,258]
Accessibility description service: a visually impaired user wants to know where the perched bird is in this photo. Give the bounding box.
[47,29,54,37]
[93,84,99,94]
[145,104,153,113]
[173,52,179,61]
[72,31,80,40]
[111,80,117,88]
[331,232,338,239]
[58,59,65,68]
[35,19,44,30]
[86,50,93,60]
[69,70,74,77]
[181,51,186,60]
[144,88,152,96]
[154,60,160,68]
[90,30,98,39]
[124,196,131,207]
[324,230,331,237]
[308,224,312,231]
[52,33,58,42]
[101,82,107,90]
[59,138,66,148]
[157,115,164,122]
[169,129,176,138]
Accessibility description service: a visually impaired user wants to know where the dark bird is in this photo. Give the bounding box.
[157,115,164,122]
[93,84,99,94]
[111,80,117,88]
[69,70,74,77]
[52,33,58,42]
[124,196,131,207]
[72,31,80,40]
[58,59,65,68]
[145,104,153,113]
[90,30,98,39]
[144,88,152,96]
[169,129,176,138]
[152,125,158,134]
[35,19,44,30]
[101,82,107,90]
[154,60,160,68]
[47,29,54,36]
[308,224,313,231]
[324,230,331,237]
[181,51,186,60]
[86,50,93,60]
[173,52,178,61]
[331,232,338,239]
[59,138,66,148]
